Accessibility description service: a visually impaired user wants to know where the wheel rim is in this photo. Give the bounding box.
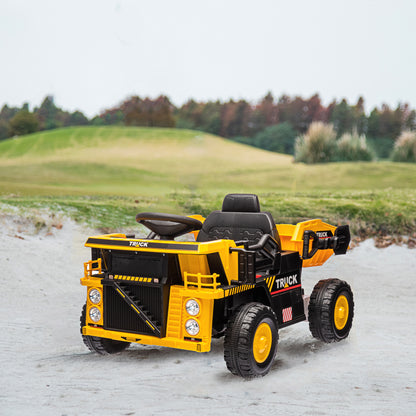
[334,295,349,330]
[253,322,272,363]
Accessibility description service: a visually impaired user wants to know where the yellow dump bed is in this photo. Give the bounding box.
[277,219,337,267]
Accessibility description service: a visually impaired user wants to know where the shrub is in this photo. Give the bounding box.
[254,122,297,155]
[391,131,416,162]
[366,136,394,159]
[336,132,375,161]
[294,122,337,163]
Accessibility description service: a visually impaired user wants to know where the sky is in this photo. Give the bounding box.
[1,0,416,118]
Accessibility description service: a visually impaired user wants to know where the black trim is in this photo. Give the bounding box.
[207,253,228,286]
[86,238,199,251]
[279,314,306,328]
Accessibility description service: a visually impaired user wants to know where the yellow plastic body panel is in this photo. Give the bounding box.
[277,219,337,267]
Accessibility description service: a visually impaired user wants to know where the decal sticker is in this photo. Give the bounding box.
[282,307,293,322]
[270,273,301,295]
[316,230,333,239]
[129,241,148,248]
[224,284,255,297]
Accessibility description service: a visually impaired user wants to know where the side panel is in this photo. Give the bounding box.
[270,251,305,327]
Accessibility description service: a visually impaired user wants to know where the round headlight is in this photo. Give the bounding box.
[185,299,200,316]
[89,288,101,304]
[89,307,101,322]
[185,319,200,336]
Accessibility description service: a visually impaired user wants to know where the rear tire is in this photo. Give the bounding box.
[224,302,278,378]
[308,279,354,343]
[80,304,130,354]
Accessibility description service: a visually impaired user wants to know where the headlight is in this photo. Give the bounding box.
[89,288,101,304]
[185,319,200,336]
[185,299,200,316]
[89,307,101,322]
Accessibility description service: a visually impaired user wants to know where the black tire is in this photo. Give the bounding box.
[308,278,354,343]
[80,304,130,354]
[224,302,278,378]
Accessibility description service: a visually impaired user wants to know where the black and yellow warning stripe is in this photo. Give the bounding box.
[224,284,256,297]
[114,274,153,283]
[266,275,276,292]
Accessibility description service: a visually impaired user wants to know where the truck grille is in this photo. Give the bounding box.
[103,283,165,337]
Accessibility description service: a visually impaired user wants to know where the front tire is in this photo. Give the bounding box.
[80,304,130,354]
[224,303,278,378]
[308,279,354,343]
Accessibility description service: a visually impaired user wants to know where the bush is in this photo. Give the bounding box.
[336,132,375,161]
[294,122,337,163]
[391,131,416,162]
[366,136,394,159]
[254,122,297,154]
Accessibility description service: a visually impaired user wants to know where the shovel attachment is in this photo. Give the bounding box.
[302,225,350,260]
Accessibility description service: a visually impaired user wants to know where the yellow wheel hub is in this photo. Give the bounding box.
[334,295,349,330]
[253,322,272,363]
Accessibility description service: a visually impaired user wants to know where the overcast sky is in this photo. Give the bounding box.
[1,0,415,117]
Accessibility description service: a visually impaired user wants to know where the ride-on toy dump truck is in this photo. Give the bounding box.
[80,194,354,378]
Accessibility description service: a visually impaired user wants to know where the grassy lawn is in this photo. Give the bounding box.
[1,126,415,235]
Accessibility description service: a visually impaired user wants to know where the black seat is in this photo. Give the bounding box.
[196,193,281,249]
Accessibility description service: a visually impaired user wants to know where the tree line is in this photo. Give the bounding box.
[1,93,415,159]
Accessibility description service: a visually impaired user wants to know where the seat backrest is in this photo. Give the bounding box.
[196,193,280,247]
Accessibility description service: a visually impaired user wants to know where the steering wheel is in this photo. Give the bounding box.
[136,212,203,240]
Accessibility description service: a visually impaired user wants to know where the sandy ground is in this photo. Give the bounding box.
[0,217,415,416]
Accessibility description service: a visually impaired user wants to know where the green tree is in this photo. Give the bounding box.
[9,109,39,136]
[90,116,105,126]
[352,96,367,135]
[69,110,89,125]
[254,122,297,154]
[330,99,354,136]
[199,101,221,135]
[175,99,200,130]
[35,96,59,130]
[0,120,9,140]
[0,104,19,123]
[367,108,380,137]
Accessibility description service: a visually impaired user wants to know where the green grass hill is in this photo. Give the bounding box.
[1,126,415,234]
